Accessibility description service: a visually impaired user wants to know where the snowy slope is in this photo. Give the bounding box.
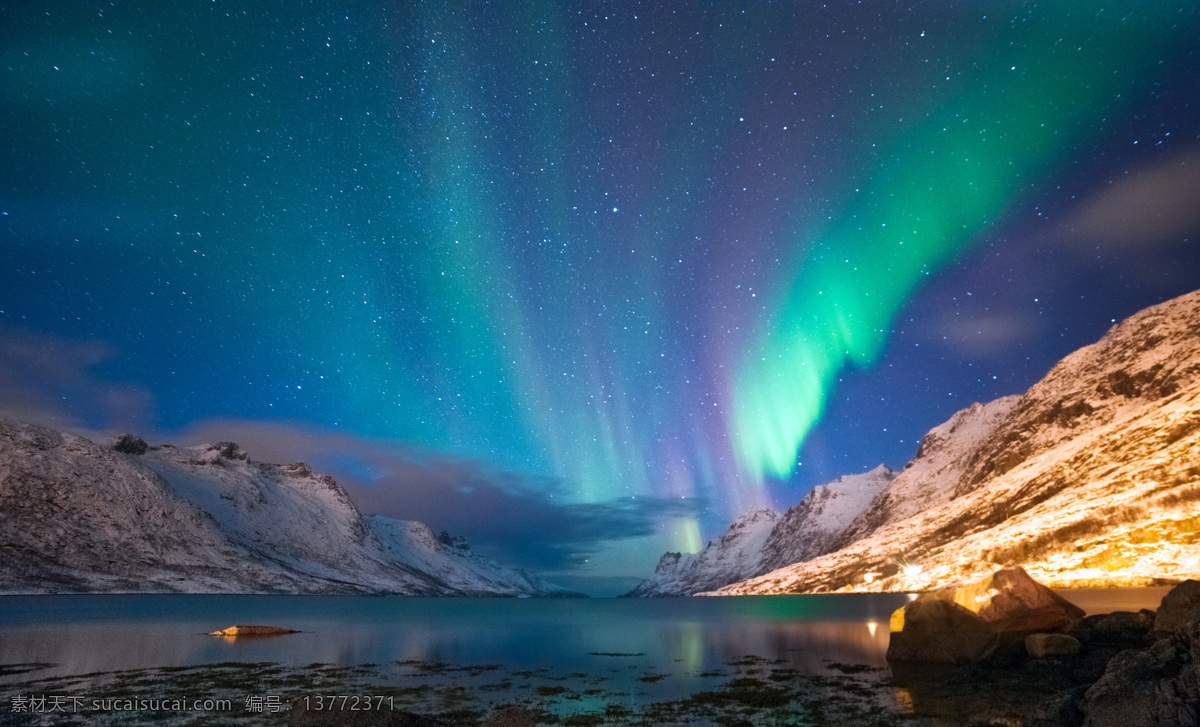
[0,421,576,596]
[831,399,1018,550]
[623,508,780,597]
[626,465,896,597]
[758,464,896,573]
[706,289,1200,596]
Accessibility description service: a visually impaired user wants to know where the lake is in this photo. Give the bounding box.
[0,588,1173,725]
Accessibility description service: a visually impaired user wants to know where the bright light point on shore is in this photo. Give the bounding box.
[903,564,923,578]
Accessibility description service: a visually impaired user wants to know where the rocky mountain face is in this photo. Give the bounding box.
[0,419,575,596]
[708,288,1200,595]
[625,465,895,596]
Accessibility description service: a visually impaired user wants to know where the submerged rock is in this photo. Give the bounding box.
[209,624,298,638]
[888,566,1085,664]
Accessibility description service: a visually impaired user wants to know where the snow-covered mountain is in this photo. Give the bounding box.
[625,465,895,597]
[623,508,780,597]
[707,288,1200,596]
[757,464,896,573]
[0,420,576,596]
[831,397,1019,550]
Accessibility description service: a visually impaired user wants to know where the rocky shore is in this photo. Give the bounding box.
[887,567,1200,726]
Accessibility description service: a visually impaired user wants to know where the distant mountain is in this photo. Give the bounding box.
[708,288,1200,595]
[623,508,780,597]
[0,420,576,596]
[624,465,895,597]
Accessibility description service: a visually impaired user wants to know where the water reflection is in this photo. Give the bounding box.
[0,588,1167,694]
[0,594,907,691]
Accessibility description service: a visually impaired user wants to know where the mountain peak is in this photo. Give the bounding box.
[730,507,782,527]
[755,465,896,574]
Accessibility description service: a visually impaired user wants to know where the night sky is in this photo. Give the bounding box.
[4,1,1200,594]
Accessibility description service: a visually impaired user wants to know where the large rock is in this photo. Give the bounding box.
[1083,581,1200,727]
[887,566,1084,664]
[1083,639,1200,727]
[112,434,148,455]
[887,597,1000,664]
[1153,579,1200,637]
[947,565,1086,633]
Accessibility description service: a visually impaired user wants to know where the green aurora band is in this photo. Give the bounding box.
[732,4,1198,480]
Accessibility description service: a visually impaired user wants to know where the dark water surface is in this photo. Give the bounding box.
[0,588,1173,724]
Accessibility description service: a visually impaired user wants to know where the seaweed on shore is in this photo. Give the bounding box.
[0,664,55,678]
[0,657,911,727]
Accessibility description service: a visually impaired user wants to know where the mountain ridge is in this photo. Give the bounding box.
[706,288,1200,595]
[622,507,780,597]
[0,419,577,596]
[624,465,895,597]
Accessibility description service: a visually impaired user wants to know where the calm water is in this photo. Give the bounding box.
[0,588,1173,723]
[0,594,910,683]
[0,589,1171,679]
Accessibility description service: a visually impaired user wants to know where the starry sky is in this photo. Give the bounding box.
[4,1,1200,595]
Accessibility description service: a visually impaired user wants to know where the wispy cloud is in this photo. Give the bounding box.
[0,325,153,430]
[1066,147,1200,248]
[932,312,1038,358]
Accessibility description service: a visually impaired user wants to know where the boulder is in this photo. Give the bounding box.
[1083,642,1200,727]
[1075,610,1155,650]
[887,597,1000,664]
[887,566,1085,664]
[1153,579,1200,637]
[1082,581,1200,727]
[1025,633,1082,659]
[1092,609,1155,638]
[945,565,1085,633]
[113,434,148,455]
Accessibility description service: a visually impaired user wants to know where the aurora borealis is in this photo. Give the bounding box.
[732,4,1197,479]
[4,2,1200,593]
